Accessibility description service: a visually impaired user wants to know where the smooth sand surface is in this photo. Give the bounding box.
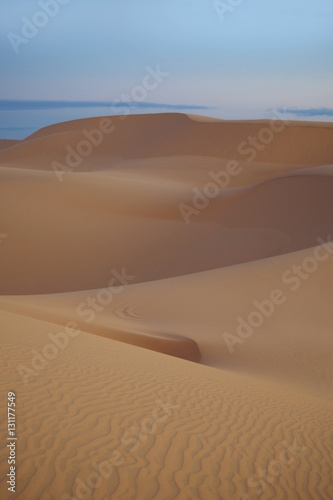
[0,139,20,151]
[1,113,332,499]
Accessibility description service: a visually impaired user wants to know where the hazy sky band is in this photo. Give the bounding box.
[0,100,212,111]
[1,100,333,117]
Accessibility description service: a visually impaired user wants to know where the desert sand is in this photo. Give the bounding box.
[0,113,332,499]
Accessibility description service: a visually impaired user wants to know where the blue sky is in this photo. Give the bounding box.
[1,0,332,117]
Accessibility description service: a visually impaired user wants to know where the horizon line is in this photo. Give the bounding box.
[0,100,213,111]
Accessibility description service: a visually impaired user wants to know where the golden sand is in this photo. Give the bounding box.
[1,114,332,499]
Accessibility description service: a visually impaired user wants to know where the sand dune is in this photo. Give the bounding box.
[1,114,333,168]
[1,309,332,500]
[1,162,333,294]
[1,114,332,500]
[0,139,19,151]
[1,243,332,399]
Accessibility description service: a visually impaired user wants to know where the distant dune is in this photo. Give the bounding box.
[0,139,19,151]
[1,114,333,167]
[1,114,332,500]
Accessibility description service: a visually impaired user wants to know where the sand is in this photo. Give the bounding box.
[0,113,332,499]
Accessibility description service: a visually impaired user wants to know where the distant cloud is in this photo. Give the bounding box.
[277,107,333,117]
[0,126,33,130]
[0,100,212,111]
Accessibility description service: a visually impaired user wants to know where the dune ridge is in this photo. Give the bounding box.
[1,161,333,294]
[1,113,333,167]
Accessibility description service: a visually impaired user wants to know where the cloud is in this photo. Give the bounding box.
[0,100,212,111]
[277,107,333,117]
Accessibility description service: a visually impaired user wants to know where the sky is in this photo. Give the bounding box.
[0,0,332,136]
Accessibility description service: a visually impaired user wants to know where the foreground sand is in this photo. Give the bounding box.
[0,114,332,499]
